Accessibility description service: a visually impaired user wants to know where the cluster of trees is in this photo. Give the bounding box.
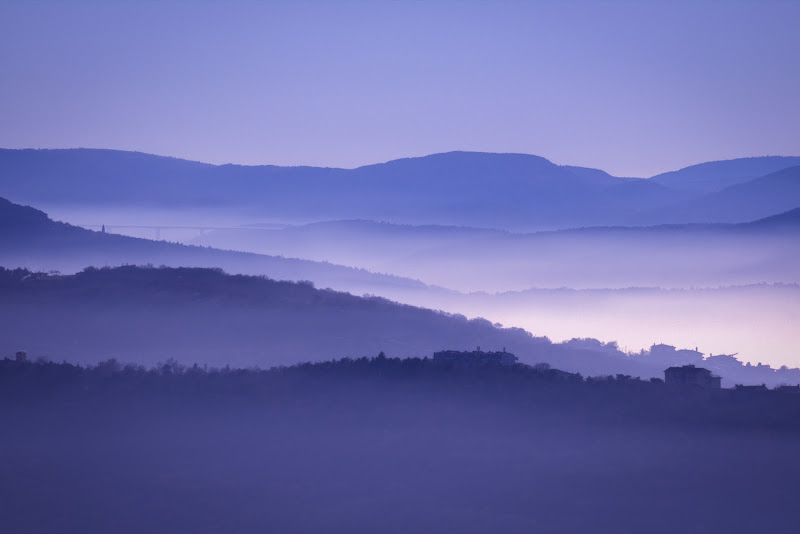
[3,353,799,430]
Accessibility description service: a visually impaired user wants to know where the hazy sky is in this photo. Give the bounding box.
[1,0,798,177]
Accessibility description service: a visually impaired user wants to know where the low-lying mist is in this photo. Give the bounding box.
[378,284,800,374]
[2,356,799,534]
[2,266,797,386]
[63,211,800,292]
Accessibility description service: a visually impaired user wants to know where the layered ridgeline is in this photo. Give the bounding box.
[2,265,798,386]
[2,148,799,230]
[4,194,798,293]
[182,209,800,292]
[649,157,800,193]
[2,196,798,380]
[0,196,434,297]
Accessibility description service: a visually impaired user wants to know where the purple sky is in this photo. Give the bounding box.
[1,1,798,177]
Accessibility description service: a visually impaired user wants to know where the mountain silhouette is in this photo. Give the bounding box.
[8,148,796,229]
[649,156,800,193]
[645,166,800,224]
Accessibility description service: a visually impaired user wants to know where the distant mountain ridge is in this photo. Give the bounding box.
[3,194,797,295]
[292,207,800,237]
[650,156,800,193]
[182,208,800,292]
[5,148,799,230]
[633,166,800,226]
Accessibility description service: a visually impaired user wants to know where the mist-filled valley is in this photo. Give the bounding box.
[179,212,800,291]
[2,175,798,374]
[1,265,798,388]
[4,2,800,532]
[402,284,800,376]
[1,150,799,531]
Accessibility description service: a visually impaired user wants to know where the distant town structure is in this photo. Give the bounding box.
[15,351,27,363]
[651,344,704,365]
[664,364,721,389]
[433,347,518,366]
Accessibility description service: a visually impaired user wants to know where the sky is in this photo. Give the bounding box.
[1,0,798,177]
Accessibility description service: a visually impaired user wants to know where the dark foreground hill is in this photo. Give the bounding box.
[1,356,799,534]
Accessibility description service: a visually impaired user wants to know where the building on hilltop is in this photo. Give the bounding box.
[664,364,721,389]
[433,347,518,366]
[651,344,704,366]
[15,351,27,363]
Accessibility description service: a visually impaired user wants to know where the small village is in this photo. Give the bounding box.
[433,347,800,393]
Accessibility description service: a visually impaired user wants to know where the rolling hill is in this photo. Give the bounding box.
[0,196,433,296]
[0,264,657,378]
[0,148,703,230]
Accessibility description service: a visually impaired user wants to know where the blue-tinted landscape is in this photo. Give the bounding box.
[1,1,798,533]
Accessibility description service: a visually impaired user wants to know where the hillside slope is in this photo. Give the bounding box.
[0,196,430,295]
[0,265,651,378]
